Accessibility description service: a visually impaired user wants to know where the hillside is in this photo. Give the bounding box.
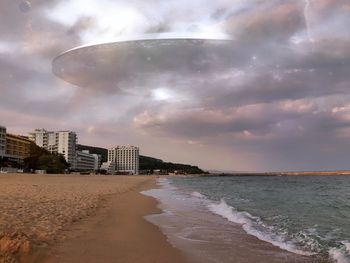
[76,144,108,162]
[139,155,204,174]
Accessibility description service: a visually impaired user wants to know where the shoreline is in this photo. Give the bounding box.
[0,174,339,263]
[144,177,332,263]
[40,177,187,263]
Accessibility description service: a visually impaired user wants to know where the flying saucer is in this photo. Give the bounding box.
[52,33,237,91]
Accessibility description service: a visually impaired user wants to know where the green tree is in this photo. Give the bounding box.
[23,144,68,174]
[38,154,67,174]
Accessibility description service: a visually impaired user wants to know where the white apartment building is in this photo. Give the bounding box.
[92,154,101,170]
[108,146,139,175]
[0,125,6,158]
[29,129,77,169]
[76,150,95,171]
[47,131,58,153]
[29,129,48,148]
[57,131,77,168]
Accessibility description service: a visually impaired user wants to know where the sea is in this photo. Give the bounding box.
[142,175,350,263]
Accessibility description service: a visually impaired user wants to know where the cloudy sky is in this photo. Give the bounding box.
[1,0,349,171]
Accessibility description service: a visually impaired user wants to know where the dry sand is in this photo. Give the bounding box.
[0,174,186,263]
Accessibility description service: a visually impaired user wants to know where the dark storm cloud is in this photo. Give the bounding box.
[0,0,84,119]
[201,67,350,108]
[129,1,350,170]
[135,100,350,138]
[1,0,350,170]
[225,1,305,43]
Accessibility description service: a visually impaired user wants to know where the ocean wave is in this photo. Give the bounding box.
[157,178,177,190]
[153,177,350,263]
[343,242,350,254]
[329,247,350,263]
[191,191,205,198]
[208,198,314,256]
[176,227,210,243]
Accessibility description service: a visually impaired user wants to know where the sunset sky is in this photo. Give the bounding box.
[1,0,349,171]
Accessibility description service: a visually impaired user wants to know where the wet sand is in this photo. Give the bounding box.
[41,179,187,263]
[0,174,186,263]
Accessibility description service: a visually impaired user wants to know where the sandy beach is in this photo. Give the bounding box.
[0,173,336,263]
[0,174,186,263]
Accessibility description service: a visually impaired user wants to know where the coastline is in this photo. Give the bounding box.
[143,177,333,263]
[0,174,342,263]
[0,174,187,263]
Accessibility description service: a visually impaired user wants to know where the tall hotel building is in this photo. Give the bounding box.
[0,125,6,158]
[108,146,139,175]
[56,131,77,168]
[29,129,77,168]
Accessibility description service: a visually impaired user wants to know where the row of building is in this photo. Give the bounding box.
[28,129,102,171]
[0,125,140,175]
[0,125,32,162]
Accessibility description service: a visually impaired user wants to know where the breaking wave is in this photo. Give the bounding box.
[191,191,205,198]
[208,198,314,256]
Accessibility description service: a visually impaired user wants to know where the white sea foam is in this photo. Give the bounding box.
[343,242,350,254]
[191,191,205,198]
[157,178,176,189]
[176,227,210,243]
[329,247,350,263]
[208,199,314,256]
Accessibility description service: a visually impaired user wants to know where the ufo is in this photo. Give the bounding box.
[52,33,237,92]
